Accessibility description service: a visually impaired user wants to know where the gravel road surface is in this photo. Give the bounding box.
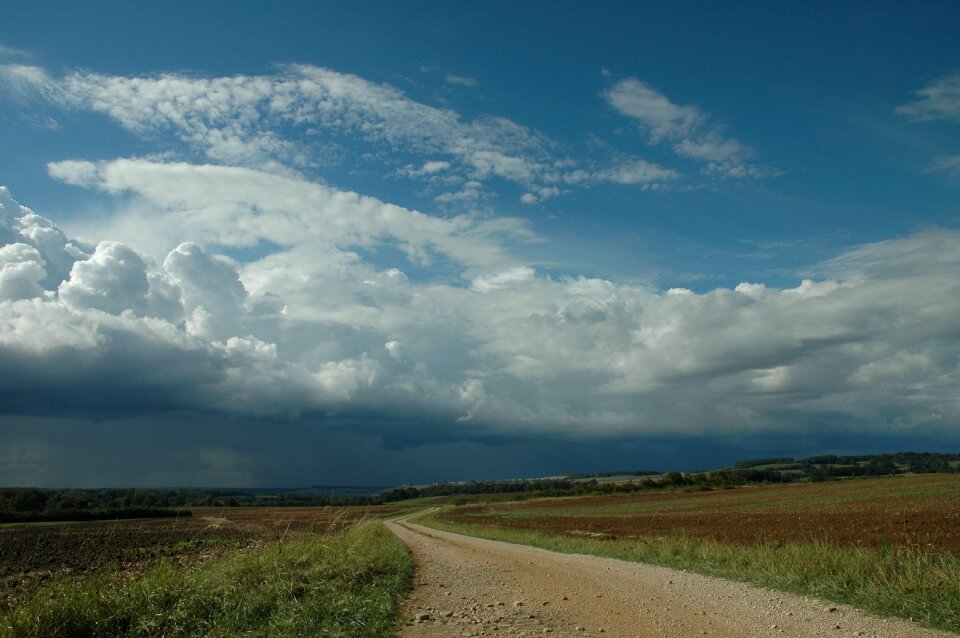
[387,515,956,638]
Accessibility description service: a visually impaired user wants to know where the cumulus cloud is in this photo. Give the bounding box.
[0,57,956,456]
[4,186,959,444]
[605,78,772,179]
[0,243,46,301]
[164,243,246,339]
[0,190,394,421]
[59,241,154,316]
[0,186,88,288]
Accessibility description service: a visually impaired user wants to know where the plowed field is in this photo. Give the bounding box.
[0,505,399,607]
[439,474,960,551]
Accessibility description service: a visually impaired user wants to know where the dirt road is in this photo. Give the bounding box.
[387,515,956,638]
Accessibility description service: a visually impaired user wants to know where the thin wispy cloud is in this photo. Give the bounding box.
[897,73,960,122]
[0,44,31,59]
[605,78,773,179]
[0,62,728,204]
[446,73,477,87]
[1,63,562,197]
[592,158,679,187]
[0,64,56,102]
[898,73,960,178]
[928,155,960,177]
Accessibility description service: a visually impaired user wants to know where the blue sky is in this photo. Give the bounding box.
[0,2,959,486]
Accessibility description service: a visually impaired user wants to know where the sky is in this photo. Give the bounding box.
[0,1,959,487]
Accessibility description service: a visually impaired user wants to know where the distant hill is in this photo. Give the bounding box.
[729,451,960,478]
[2,453,956,515]
[376,451,959,503]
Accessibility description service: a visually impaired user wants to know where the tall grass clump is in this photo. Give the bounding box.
[423,513,960,633]
[0,520,412,638]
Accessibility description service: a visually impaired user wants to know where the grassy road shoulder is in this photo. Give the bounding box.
[1,520,412,638]
[420,510,960,634]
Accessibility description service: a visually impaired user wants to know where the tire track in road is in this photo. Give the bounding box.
[387,514,956,638]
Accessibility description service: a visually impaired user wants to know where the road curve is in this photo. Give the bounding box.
[387,514,956,638]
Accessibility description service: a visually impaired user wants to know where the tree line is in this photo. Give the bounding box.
[378,452,960,502]
[2,452,956,518]
[0,487,372,521]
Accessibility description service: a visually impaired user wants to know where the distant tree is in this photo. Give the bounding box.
[660,471,689,487]
[11,489,47,512]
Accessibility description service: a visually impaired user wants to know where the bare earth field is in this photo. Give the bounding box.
[0,505,400,608]
[389,515,956,638]
[438,474,960,551]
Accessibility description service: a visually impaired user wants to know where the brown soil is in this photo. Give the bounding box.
[0,505,397,608]
[441,475,960,551]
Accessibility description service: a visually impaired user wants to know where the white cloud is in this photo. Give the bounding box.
[164,242,246,339]
[0,45,30,59]
[5,62,705,203]
[605,78,771,179]
[456,378,486,421]
[0,53,957,447]
[929,155,960,177]
[471,266,536,292]
[897,73,960,122]
[519,186,562,204]
[595,158,679,186]
[446,74,477,88]
[0,243,46,301]
[519,192,538,205]
[384,340,404,359]
[898,74,960,183]
[2,185,960,440]
[0,186,88,288]
[46,160,103,188]
[59,241,153,316]
[401,160,452,178]
[0,63,54,101]
[8,63,564,198]
[605,79,703,142]
[47,158,533,276]
[674,134,746,163]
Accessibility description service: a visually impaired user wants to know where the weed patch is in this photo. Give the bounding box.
[0,521,412,638]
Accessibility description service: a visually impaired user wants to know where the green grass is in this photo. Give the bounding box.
[125,538,226,559]
[1,520,412,638]
[422,512,960,634]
